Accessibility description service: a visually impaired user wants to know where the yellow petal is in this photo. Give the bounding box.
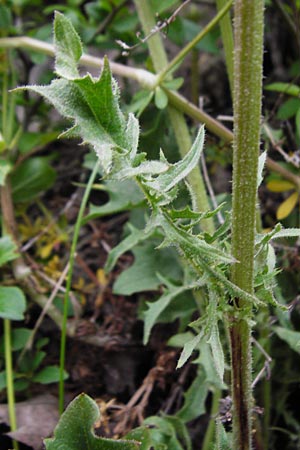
[267,180,296,192]
[277,192,299,220]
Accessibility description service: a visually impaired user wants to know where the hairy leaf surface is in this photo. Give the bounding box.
[44,394,139,449]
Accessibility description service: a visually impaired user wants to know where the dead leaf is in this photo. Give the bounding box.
[0,394,59,450]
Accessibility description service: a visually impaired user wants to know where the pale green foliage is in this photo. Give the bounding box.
[113,243,182,296]
[177,333,203,369]
[0,235,18,266]
[207,324,225,380]
[0,160,12,186]
[11,156,56,202]
[143,277,199,345]
[84,179,144,223]
[0,286,26,321]
[105,224,154,273]
[126,415,192,449]
[274,327,300,354]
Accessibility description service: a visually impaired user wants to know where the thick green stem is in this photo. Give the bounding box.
[231,1,264,291]
[230,1,264,449]
[134,0,214,234]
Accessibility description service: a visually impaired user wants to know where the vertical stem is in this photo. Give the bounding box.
[0,184,19,450]
[1,49,19,449]
[4,319,19,450]
[263,378,271,449]
[191,49,199,107]
[133,0,214,234]
[216,0,234,96]
[230,1,264,449]
[201,388,221,450]
[1,182,19,450]
[2,57,8,139]
[59,160,100,414]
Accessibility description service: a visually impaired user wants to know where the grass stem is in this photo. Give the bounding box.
[4,319,19,450]
[59,160,100,414]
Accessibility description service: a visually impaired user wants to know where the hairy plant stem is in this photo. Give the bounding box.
[230,1,264,449]
[1,36,300,188]
[59,160,100,414]
[134,0,214,234]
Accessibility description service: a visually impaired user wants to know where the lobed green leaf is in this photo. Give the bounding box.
[19,57,130,172]
[44,394,140,449]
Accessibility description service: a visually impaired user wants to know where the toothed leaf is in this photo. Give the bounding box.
[19,59,128,172]
[145,126,205,193]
